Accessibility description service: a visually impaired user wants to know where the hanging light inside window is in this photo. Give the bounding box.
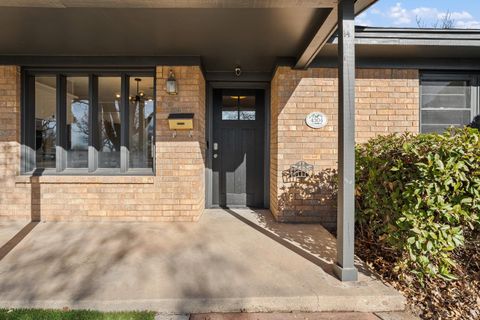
[130,78,147,102]
[166,70,177,95]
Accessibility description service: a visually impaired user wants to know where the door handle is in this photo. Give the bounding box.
[213,154,218,159]
[213,142,219,151]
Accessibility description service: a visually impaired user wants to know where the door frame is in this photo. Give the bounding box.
[205,81,271,209]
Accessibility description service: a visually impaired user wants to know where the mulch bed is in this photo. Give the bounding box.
[355,231,480,320]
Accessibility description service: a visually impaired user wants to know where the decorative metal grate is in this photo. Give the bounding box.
[282,161,314,183]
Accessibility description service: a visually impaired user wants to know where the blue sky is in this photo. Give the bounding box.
[356,0,480,29]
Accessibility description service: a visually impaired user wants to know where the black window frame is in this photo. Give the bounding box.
[420,71,480,134]
[21,67,156,176]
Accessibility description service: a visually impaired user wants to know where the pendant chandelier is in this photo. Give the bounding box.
[130,78,147,102]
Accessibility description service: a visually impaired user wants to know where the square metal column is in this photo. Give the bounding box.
[333,0,358,282]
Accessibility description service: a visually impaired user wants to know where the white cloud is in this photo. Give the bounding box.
[456,19,480,29]
[383,2,480,29]
[389,2,412,25]
[447,11,474,21]
[412,7,440,20]
[355,12,372,26]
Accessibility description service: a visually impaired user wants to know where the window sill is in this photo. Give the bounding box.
[15,174,155,185]
[22,168,154,176]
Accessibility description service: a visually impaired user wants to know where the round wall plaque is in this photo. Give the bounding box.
[305,112,328,129]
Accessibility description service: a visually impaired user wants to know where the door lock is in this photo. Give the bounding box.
[213,142,219,151]
[213,154,218,159]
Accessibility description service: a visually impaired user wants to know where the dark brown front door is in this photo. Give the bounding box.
[212,89,265,208]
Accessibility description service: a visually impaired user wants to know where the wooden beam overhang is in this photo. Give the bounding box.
[294,0,377,69]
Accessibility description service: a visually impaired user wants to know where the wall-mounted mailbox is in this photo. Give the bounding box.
[168,113,194,130]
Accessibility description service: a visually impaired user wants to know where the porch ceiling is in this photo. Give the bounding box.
[0,1,376,72]
[0,7,330,72]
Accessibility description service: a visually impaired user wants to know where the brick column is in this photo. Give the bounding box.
[155,66,206,221]
[0,66,30,221]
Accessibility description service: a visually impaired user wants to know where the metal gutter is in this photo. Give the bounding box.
[329,26,480,46]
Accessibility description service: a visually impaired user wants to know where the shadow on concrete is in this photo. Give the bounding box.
[226,208,378,280]
[30,175,41,222]
[166,236,249,313]
[226,208,334,274]
[0,175,42,261]
[0,222,39,261]
[0,211,404,313]
[0,218,249,311]
[0,223,149,303]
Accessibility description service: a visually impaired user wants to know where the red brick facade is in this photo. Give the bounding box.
[270,67,419,228]
[0,65,206,222]
[0,65,420,224]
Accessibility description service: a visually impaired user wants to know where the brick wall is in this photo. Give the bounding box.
[155,66,206,220]
[0,64,421,224]
[0,66,26,221]
[270,67,419,229]
[0,65,206,222]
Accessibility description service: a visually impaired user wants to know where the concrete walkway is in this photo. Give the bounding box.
[188,312,418,320]
[0,209,404,313]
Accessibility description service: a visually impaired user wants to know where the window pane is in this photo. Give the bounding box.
[35,76,57,169]
[221,95,238,120]
[421,80,471,109]
[129,77,154,169]
[98,77,121,168]
[422,80,469,95]
[222,111,238,120]
[238,95,255,108]
[239,111,256,120]
[421,78,472,134]
[422,124,462,134]
[222,95,238,108]
[422,110,471,126]
[66,77,89,168]
[422,94,469,109]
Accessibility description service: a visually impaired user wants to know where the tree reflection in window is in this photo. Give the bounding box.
[98,77,121,168]
[35,76,57,168]
[221,95,255,121]
[67,77,89,168]
[129,77,154,169]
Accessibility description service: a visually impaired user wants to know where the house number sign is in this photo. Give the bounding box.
[305,112,328,129]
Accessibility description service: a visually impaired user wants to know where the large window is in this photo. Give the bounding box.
[420,73,479,133]
[22,69,155,175]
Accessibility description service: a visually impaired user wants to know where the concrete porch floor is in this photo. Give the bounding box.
[0,209,404,314]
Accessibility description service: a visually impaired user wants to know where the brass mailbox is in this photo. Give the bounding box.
[168,113,194,130]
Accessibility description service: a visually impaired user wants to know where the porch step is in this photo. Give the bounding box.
[155,312,419,320]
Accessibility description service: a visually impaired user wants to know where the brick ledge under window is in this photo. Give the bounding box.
[15,175,155,185]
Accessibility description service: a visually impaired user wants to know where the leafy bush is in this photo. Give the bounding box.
[469,115,480,130]
[355,127,480,280]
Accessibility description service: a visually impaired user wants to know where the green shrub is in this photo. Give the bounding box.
[355,127,480,280]
[469,115,480,130]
